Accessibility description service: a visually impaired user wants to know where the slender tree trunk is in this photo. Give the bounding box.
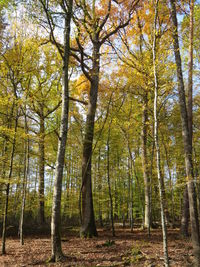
[50,2,73,261]
[153,1,169,266]
[162,137,175,227]
[97,149,103,227]
[63,156,71,220]
[141,92,151,231]
[2,114,18,254]
[170,0,200,265]
[19,113,29,245]
[193,148,200,220]
[149,129,155,235]
[13,166,21,219]
[80,43,99,238]
[38,114,45,224]
[129,158,134,232]
[107,121,115,237]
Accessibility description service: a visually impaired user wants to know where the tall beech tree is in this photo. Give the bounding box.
[170,0,200,265]
[39,0,73,261]
[72,0,140,238]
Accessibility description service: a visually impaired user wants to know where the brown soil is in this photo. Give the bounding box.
[0,228,193,267]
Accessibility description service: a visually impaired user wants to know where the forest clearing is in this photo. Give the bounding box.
[1,0,200,266]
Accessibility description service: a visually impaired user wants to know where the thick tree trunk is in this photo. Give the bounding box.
[141,92,151,231]
[153,1,169,266]
[50,3,72,261]
[181,0,194,238]
[38,114,45,224]
[80,44,99,238]
[170,1,200,265]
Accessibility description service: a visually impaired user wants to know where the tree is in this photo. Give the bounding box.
[170,0,200,265]
[27,43,62,224]
[38,0,73,261]
[72,0,140,238]
[153,0,169,265]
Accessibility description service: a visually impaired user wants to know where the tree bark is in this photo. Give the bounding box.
[50,1,73,261]
[170,1,200,265]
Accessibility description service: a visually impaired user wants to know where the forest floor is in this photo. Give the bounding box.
[0,227,194,267]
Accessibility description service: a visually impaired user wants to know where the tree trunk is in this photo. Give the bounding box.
[170,0,200,265]
[2,114,18,254]
[149,128,155,234]
[97,149,103,227]
[129,158,134,232]
[38,114,45,224]
[50,2,73,261]
[80,43,99,238]
[107,121,115,237]
[153,1,169,266]
[162,136,175,227]
[180,185,189,237]
[19,113,29,245]
[141,92,151,231]
[180,0,194,239]
[188,0,194,145]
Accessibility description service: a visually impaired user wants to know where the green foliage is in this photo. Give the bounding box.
[102,240,115,247]
[122,246,144,265]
